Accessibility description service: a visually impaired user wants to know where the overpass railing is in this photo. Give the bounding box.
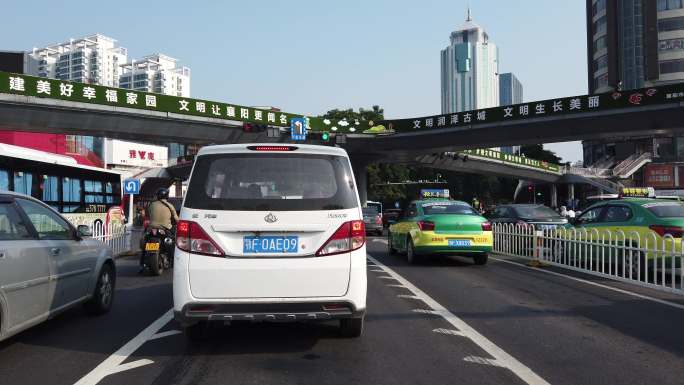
[492,223,684,295]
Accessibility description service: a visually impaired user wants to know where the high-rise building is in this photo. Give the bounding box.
[586,0,684,94]
[119,54,191,97]
[27,34,127,87]
[441,9,499,113]
[499,72,523,106]
[583,1,684,195]
[6,34,193,169]
[498,72,523,154]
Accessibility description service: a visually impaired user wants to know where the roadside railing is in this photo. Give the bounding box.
[492,223,684,295]
[65,217,130,256]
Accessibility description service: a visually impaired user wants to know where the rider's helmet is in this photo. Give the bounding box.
[156,187,170,200]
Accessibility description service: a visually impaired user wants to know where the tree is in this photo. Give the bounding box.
[520,144,562,164]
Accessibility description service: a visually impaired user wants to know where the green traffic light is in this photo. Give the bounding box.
[322,132,329,141]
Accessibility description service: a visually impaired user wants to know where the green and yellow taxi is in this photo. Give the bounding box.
[564,191,684,273]
[388,199,493,265]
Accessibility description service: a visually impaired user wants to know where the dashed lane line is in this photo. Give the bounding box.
[368,255,551,385]
[433,328,466,337]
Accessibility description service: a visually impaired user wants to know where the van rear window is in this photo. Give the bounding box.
[184,153,358,211]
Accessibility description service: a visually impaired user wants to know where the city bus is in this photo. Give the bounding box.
[0,143,124,229]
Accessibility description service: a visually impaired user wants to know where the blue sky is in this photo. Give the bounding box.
[2,0,587,161]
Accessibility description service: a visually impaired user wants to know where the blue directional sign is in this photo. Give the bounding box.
[291,117,307,141]
[123,179,140,195]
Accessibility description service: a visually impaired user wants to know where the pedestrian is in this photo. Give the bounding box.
[560,206,568,217]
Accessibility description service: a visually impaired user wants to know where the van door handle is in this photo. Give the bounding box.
[50,248,61,256]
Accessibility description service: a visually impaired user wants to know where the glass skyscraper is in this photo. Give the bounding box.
[440,10,499,114]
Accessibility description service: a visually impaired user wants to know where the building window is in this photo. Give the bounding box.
[594,55,608,72]
[660,59,684,74]
[593,16,607,36]
[660,0,684,11]
[659,16,684,32]
[593,36,608,52]
[593,0,606,16]
[594,73,609,89]
[660,38,684,52]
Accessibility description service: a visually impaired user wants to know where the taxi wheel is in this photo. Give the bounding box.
[624,250,646,281]
[85,264,115,315]
[473,253,489,266]
[388,232,397,255]
[406,237,420,264]
[340,316,364,338]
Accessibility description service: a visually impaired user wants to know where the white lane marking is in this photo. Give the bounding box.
[369,269,385,273]
[491,257,684,311]
[372,239,388,244]
[464,356,505,367]
[433,328,466,337]
[378,275,397,280]
[413,308,439,315]
[108,359,155,375]
[386,284,406,288]
[367,255,550,385]
[148,329,182,341]
[74,309,173,385]
[397,294,422,300]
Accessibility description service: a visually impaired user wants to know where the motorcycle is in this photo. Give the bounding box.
[142,227,175,276]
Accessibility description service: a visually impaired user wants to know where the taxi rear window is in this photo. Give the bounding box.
[643,202,684,217]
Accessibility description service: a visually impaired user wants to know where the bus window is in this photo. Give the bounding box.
[0,170,8,191]
[85,180,104,203]
[42,175,59,201]
[63,177,82,212]
[13,171,32,195]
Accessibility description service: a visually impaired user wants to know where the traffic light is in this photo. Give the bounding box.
[321,132,330,142]
[528,186,533,192]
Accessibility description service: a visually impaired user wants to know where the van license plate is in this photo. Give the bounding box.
[448,239,471,247]
[243,236,298,253]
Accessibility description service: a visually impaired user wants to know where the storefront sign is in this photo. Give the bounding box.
[644,164,674,188]
[106,139,168,168]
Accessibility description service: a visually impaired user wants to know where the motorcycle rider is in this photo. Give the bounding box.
[140,188,179,271]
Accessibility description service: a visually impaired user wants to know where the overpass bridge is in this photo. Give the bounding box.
[0,70,676,200]
[2,71,684,153]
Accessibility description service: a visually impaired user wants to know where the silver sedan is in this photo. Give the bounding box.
[0,192,115,342]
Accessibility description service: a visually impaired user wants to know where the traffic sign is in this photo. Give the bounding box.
[123,179,140,195]
[291,117,307,141]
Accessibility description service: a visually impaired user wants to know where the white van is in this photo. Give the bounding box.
[173,144,367,338]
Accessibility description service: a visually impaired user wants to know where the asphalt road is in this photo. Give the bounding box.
[1,237,683,385]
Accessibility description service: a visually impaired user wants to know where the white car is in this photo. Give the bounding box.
[173,144,367,338]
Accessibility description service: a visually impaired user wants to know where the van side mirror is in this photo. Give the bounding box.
[76,225,92,238]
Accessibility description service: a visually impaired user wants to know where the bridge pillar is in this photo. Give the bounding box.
[352,161,369,207]
[550,184,558,209]
[568,184,575,209]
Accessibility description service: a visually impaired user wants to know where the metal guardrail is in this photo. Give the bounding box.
[65,218,130,256]
[493,223,684,295]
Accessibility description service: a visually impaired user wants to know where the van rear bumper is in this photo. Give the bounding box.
[174,302,365,326]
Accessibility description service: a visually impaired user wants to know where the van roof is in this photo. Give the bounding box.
[196,143,349,157]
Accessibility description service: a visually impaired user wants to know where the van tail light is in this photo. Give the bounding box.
[176,220,225,257]
[417,221,435,231]
[247,145,297,151]
[649,225,684,238]
[375,215,382,225]
[316,220,366,256]
[481,222,492,231]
